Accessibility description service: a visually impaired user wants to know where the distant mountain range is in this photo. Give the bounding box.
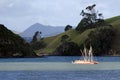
[19,23,65,38]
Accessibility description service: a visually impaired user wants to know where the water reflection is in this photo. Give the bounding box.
[0,62,120,71]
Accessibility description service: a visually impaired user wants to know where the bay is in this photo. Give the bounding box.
[0,56,120,80]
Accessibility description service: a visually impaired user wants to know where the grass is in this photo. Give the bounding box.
[37,29,95,54]
[37,16,120,55]
[106,16,120,23]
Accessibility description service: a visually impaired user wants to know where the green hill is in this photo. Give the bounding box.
[36,28,95,55]
[106,16,120,54]
[37,16,120,56]
[0,24,36,57]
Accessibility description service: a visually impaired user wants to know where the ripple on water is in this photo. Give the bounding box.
[0,70,120,80]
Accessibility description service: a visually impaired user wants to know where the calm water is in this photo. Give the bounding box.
[0,56,120,62]
[0,56,120,80]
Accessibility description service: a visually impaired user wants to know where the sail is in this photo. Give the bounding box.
[81,45,94,62]
[88,45,93,62]
[84,45,88,61]
[80,49,85,61]
[73,45,99,64]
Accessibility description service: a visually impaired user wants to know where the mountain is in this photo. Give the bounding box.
[0,24,36,57]
[19,23,64,38]
[12,30,20,34]
[36,16,120,56]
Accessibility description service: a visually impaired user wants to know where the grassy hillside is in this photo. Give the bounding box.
[106,16,120,54]
[37,28,95,55]
[37,16,120,55]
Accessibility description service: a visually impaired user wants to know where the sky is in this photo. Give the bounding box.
[0,0,120,32]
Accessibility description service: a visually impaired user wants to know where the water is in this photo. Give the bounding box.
[0,56,120,62]
[0,56,120,80]
[0,70,120,80]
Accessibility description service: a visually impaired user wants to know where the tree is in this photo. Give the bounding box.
[30,40,46,50]
[61,35,69,43]
[31,31,42,43]
[31,31,38,43]
[80,4,97,23]
[86,26,114,56]
[76,4,105,32]
[75,18,93,32]
[64,25,72,31]
[0,24,36,57]
[56,42,80,56]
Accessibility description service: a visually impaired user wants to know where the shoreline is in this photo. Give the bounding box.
[0,55,120,58]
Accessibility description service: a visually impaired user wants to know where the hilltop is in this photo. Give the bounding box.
[19,23,64,37]
[36,16,120,56]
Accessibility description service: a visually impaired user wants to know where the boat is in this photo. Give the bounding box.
[72,45,99,64]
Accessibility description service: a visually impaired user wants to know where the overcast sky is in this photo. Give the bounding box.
[0,0,120,32]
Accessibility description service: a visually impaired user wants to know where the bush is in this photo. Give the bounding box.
[61,35,69,42]
[31,40,46,50]
[75,18,106,33]
[64,25,72,31]
[86,26,115,56]
[56,42,80,56]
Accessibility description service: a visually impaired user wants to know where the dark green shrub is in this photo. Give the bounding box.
[56,42,80,56]
[86,26,115,56]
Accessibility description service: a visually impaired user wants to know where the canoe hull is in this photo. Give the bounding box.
[72,60,99,64]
